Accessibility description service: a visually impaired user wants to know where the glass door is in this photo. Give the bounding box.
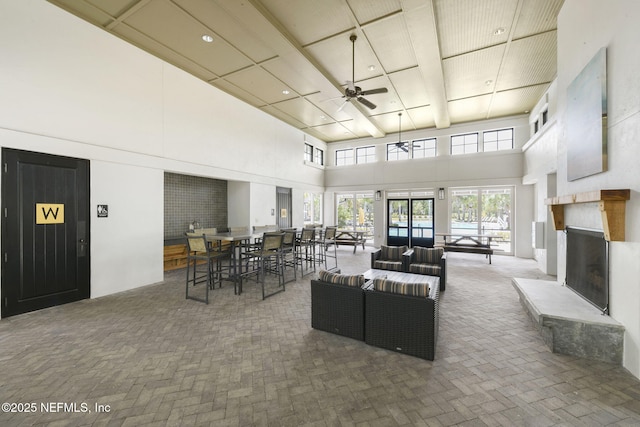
[387,199,409,246]
[387,198,435,247]
[410,198,435,248]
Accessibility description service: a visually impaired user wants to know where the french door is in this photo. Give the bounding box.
[387,198,434,248]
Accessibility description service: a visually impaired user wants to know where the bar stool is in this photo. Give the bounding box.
[296,227,316,276]
[281,229,298,284]
[243,232,286,299]
[184,232,229,304]
[320,226,338,270]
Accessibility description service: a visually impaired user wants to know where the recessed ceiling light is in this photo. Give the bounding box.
[282,89,290,95]
[320,115,326,120]
[493,27,505,36]
[201,34,214,43]
[368,65,376,71]
[485,79,493,86]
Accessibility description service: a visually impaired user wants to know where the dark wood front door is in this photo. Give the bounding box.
[1,149,90,318]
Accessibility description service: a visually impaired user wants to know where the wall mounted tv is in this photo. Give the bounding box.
[565,227,609,313]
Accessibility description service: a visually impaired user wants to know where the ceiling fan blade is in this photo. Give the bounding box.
[400,144,409,152]
[336,98,350,112]
[357,96,376,109]
[360,87,388,96]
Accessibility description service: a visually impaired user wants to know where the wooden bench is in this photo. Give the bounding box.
[334,230,366,253]
[164,244,188,271]
[437,234,494,264]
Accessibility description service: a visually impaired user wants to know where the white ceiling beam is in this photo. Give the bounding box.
[403,0,450,129]
[246,0,385,138]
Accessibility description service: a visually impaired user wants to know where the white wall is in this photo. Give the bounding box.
[91,162,164,298]
[250,182,277,228]
[324,115,533,255]
[523,80,559,274]
[553,0,640,379]
[0,0,324,309]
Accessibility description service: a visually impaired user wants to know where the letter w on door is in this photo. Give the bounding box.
[35,203,65,224]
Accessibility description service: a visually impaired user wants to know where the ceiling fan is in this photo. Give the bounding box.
[338,34,388,111]
[394,112,409,152]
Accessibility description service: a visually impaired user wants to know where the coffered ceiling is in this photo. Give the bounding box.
[47,0,563,142]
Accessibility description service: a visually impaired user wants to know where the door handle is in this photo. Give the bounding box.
[78,239,87,256]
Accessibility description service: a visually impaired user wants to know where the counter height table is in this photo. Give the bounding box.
[205,230,261,294]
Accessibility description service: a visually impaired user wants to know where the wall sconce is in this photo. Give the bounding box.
[375,190,382,201]
[438,188,445,200]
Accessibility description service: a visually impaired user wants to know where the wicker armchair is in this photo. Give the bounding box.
[310,270,366,341]
[365,277,440,360]
[403,246,447,291]
[371,245,408,271]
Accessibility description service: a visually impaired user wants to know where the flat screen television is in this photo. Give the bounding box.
[565,227,609,313]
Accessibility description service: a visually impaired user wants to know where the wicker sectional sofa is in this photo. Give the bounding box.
[310,270,440,360]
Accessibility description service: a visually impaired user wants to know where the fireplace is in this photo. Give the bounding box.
[565,227,609,313]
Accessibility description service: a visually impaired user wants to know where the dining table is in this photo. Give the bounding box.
[204,230,261,295]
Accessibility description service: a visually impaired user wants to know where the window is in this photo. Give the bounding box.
[388,138,436,161]
[304,143,313,162]
[542,110,548,126]
[534,120,539,134]
[412,138,437,158]
[483,128,513,152]
[356,146,376,164]
[336,192,374,242]
[387,142,410,161]
[451,133,478,155]
[314,148,323,165]
[305,144,324,165]
[449,187,513,254]
[335,148,354,166]
[303,192,322,225]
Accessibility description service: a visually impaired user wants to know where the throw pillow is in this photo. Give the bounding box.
[373,278,430,297]
[318,270,365,287]
[380,245,408,261]
[414,247,443,264]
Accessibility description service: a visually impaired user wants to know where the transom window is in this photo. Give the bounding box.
[387,142,410,161]
[304,143,313,162]
[356,146,376,164]
[483,128,513,152]
[412,138,437,158]
[451,133,478,155]
[335,148,354,166]
[305,143,324,165]
[387,138,436,161]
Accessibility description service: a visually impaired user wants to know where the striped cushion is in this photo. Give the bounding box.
[373,278,430,297]
[318,270,365,287]
[414,247,443,264]
[373,260,404,271]
[380,245,408,261]
[409,264,441,276]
